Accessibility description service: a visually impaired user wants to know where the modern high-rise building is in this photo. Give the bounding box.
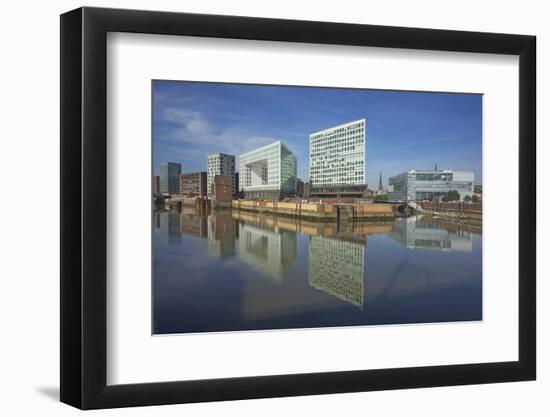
[388,169,475,202]
[159,162,182,195]
[239,141,297,199]
[207,153,235,196]
[309,119,367,198]
[179,171,207,197]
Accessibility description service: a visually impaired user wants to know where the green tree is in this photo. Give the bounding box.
[463,195,472,202]
[471,194,480,203]
[373,194,389,202]
[442,190,460,202]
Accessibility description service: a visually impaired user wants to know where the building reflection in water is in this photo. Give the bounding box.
[180,206,208,238]
[238,222,297,284]
[159,209,181,243]
[154,208,482,333]
[157,209,474,309]
[389,217,473,252]
[232,212,370,307]
[153,210,160,230]
[207,210,237,257]
[308,235,366,308]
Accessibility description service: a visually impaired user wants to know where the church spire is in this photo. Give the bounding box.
[378,171,383,191]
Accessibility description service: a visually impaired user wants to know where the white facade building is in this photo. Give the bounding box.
[309,119,367,197]
[239,141,297,199]
[207,153,235,196]
[388,169,475,202]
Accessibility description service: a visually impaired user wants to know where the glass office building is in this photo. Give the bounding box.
[309,119,367,198]
[207,153,236,196]
[388,169,475,202]
[239,141,297,199]
[159,162,182,195]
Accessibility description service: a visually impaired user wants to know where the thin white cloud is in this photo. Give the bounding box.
[155,106,283,171]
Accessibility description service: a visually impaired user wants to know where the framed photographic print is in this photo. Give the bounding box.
[60,6,536,409]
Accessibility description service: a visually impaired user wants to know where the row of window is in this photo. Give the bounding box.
[310,125,365,143]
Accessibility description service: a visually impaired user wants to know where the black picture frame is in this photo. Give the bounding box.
[60,6,536,410]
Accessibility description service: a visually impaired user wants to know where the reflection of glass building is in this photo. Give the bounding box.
[238,223,297,283]
[159,210,181,243]
[390,217,473,252]
[207,211,236,257]
[239,141,297,199]
[159,162,182,195]
[308,236,365,307]
[388,169,474,202]
[309,119,367,197]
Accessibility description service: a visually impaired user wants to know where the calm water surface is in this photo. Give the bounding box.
[153,208,482,334]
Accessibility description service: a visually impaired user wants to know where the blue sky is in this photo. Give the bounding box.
[153,81,482,186]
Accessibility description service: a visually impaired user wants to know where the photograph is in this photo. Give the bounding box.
[51,3,538,412]
[152,80,483,335]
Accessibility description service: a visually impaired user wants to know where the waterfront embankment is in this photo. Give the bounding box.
[418,201,482,222]
[232,199,395,222]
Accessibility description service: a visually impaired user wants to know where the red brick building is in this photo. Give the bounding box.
[179,171,207,196]
[212,175,233,207]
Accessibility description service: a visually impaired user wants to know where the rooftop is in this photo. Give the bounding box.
[309,119,366,137]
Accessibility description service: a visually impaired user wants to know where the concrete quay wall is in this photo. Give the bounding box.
[232,200,394,222]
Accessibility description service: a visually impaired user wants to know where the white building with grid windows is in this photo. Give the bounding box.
[309,119,367,198]
[207,153,235,196]
[388,169,475,202]
[239,141,297,199]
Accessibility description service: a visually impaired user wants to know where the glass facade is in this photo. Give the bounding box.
[388,169,474,201]
[239,141,297,198]
[159,162,182,195]
[309,119,366,188]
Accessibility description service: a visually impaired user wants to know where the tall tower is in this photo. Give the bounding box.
[159,162,182,195]
[378,171,383,191]
[309,119,366,190]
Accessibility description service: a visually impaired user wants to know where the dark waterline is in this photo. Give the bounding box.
[153,208,482,335]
